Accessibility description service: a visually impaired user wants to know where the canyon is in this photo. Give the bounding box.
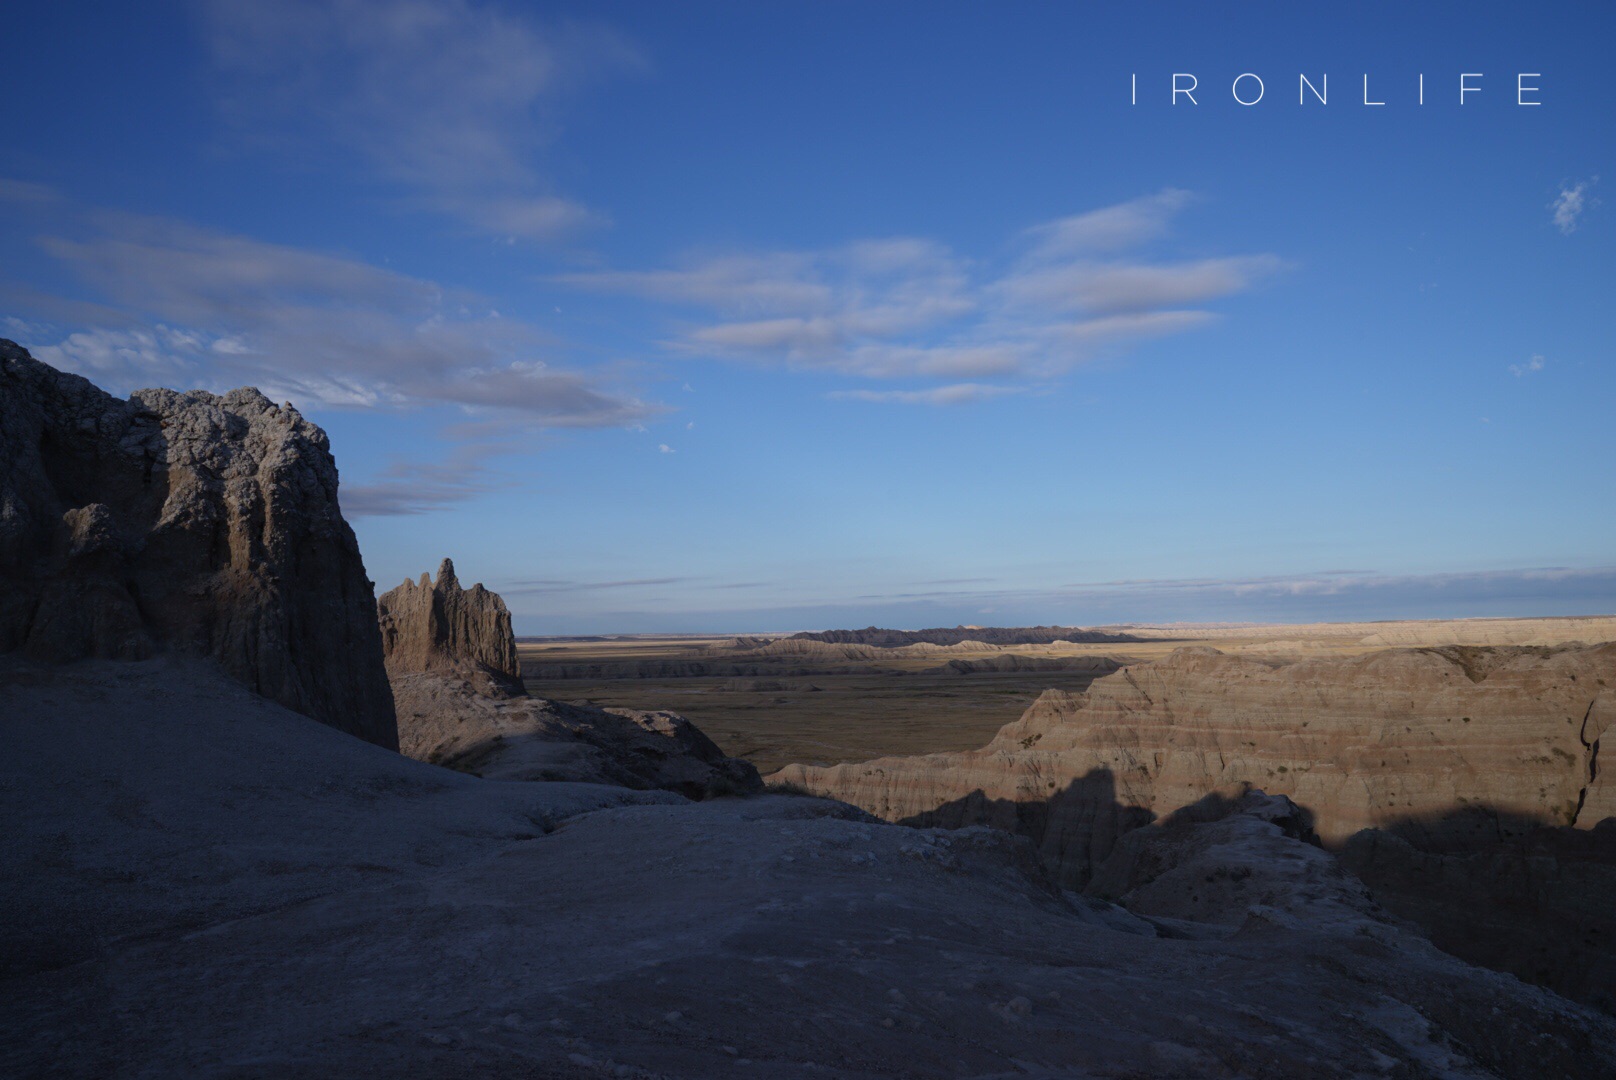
[776,641,1616,1013]
[3,340,1614,1077]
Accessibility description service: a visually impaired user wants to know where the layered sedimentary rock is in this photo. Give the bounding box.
[1112,615,1616,648]
[924,655,1124,677]
[378,558,520,693]
[776,643,1616,888]
[383,560,761,797]
[0,340,396,748]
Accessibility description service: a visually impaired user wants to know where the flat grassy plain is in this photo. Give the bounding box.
[518,615,1616,774]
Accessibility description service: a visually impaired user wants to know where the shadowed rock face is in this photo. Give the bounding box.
[376,558,520,693]
[1340,815,1616,1016]
[1086,790,1381,934]
[0,340,396,749]
[776,643,1616,889]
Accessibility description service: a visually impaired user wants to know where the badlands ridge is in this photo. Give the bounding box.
[3,340,1615,1078]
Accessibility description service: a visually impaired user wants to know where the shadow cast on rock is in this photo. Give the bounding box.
[1340,804,1616,1016]
[898,767,1156,891]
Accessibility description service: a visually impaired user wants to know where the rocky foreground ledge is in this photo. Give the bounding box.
[5,655,1614,1078]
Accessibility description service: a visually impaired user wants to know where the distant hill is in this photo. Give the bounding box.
[792,625,1140,647]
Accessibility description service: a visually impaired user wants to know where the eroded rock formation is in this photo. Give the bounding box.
[377,558,520,694]
[775,643,1616,888]
[382,559,762,798]
[1086,790,1383,934]
[0,340,396,748]
[777,642,1616,1012]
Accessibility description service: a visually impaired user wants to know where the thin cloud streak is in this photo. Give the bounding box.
[8,196,659,430]
[1509,354,1546,377]
[830,383,1023,406]
[557,189,1285,402]
[341,442,511,517]
[200,0,642,240]
[503,577,698,595]
[507,564,1616,634]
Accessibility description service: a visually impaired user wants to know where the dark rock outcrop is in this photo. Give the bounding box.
[377,558,520,694]
[1083,790,1379,932]
[0,340,396,748]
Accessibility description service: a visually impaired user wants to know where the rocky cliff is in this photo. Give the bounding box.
[0,340,396,748]
[377,558,520,693]
[776,643,1615,887]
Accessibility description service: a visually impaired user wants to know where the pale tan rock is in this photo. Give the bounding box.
[1111,615,1616,647]
[775,643,1616,888]
[381,562,761,797]
[377,558,520,692]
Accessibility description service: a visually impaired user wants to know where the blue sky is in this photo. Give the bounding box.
[2,1,1611,633]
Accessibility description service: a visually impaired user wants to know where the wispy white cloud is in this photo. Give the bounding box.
[557,190,1284,401]
[199,0,641,240]
[12,205,658,428]
[992,255,1282,315]
[1509,353,1546,377]
[1019,189,1194,257]
[0,178,61,205]
[341,442,510,517]
[830,382,1024,406]
[503,576,696,595]
[1549,178,1597,235]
